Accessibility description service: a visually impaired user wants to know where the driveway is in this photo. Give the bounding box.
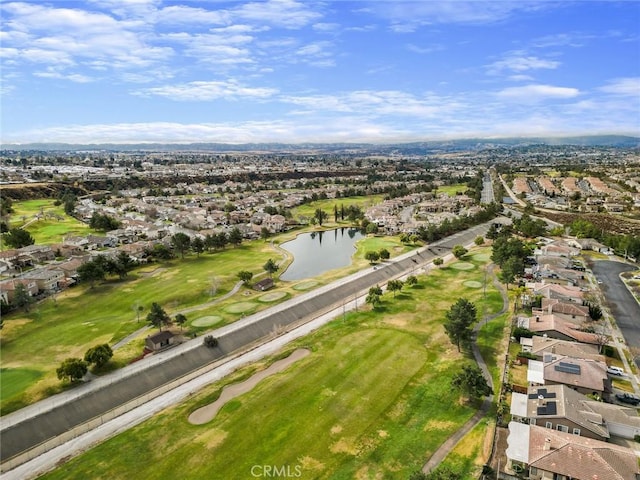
[590,260,640,355]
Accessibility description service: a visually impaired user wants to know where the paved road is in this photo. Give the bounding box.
[0,220,500,468]
[591,260,640,353]
[481,172,495,204]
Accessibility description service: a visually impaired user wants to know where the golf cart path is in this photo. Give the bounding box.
[422,263,508,473]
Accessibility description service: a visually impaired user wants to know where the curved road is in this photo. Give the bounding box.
[0,220,501,470]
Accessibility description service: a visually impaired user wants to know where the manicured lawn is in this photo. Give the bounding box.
[0,244,278,413]
[7,199,96,246]
[290,195,384,225]
[0,368,43,403]
[40,248,506,479]
[436,184,469,196]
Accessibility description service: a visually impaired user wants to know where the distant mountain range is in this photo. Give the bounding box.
[2,135,638,153]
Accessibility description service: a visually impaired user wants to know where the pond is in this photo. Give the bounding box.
[280,228,365,281]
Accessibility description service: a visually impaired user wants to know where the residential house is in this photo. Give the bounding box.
[528,283,585,304]
[22,268,65,293]
[518,314,602,345]
[510,385,610,441]
[520,336,604,363]
[505,422,639,479]
[534,298,591,323]
[526,355,611,399]
[0,278,39,304]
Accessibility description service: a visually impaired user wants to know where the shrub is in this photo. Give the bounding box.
[203,335,219,348]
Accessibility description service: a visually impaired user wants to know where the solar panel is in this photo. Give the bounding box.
[554,362,581,375]
[536,401,558,416]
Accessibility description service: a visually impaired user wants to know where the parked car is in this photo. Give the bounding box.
[615,392,640,405]
[607,366,625,376]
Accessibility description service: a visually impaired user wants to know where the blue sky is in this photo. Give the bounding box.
[1,0,639,144]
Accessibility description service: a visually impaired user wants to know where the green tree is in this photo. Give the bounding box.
[433,257,444,268]
[587,302,603,321]
[4,228,35,248]
[474,235,484,246]
[369,285,383,296]
[171,232,191,259]
[84,344,113,368]
[387,279,403,298]
[378,248,390,260]
[366,222,379,234]
[175,313,187,331]
[365,292,381,308]
[114,251,135,279]
[78,260,105,288]
[228,227,243,247]
[451,363,493,399]
[237,270,254,284]
[13,282,32,312]
[191,237,205,257]
[263,258,279,278]
[405,275,418,287]
[89,212,120,231]
[56,358,88,383]
[147,302,171,331]
[333,204,339,223]
[314,208,328,226]
[452,245,468,259]
[443,298,477,352]
[499,256,524,290]
[365,251,380,264]
[260,227,270,240]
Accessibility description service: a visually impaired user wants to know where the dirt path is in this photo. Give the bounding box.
[188,348,310,425]
[422,263,508,473]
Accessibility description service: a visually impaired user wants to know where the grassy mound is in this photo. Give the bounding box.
[463,280,483,289]
[258,292,287,303]
[191,316,223,327]
[451,262,475,270]
[293,280,318,291]
[224,302,258,314]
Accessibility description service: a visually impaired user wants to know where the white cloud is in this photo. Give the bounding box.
[233,0,322,29]
[154,5,229,25]
[496,84,580,101]
[34,70,93,83]
[599,77,640,96]
[486,53,560,75]
[363,1,551,30]
[406,43,444,54]
[133,80,278,101]
[281,90,464,118]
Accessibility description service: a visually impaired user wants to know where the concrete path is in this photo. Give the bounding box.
[423,263,509,473]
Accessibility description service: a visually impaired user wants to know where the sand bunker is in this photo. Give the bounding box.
[188,348,310,425]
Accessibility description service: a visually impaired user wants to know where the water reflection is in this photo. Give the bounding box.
[280,228,365,281]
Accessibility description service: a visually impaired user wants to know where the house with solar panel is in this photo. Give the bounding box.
[526,355,611,401]
[511,383,640,443]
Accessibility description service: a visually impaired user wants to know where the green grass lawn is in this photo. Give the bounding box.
[0,224,414,414]
[436,183,469,196]
[0,244,278,413]
[7,199,96,246]
[290,195,384,225]
[39,247,506,479]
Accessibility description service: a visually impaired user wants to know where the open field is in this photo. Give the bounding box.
[39,249,505,479]
[290,195,384,225]
[6,199,96,246]
[436,183,469,196]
